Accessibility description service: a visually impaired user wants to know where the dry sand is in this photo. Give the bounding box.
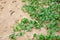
[0,0,30,40]
[0,0,60,40]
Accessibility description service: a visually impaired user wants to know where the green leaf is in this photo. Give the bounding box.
[21,18,28,23]
[16,32,24,36]
[9,33,16,40]
[14,26,21,31]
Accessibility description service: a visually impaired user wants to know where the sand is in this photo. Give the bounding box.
[0,0,30,40]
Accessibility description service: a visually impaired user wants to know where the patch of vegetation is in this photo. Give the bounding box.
[14,18,42,31]
[33,33,60,40]
[9,0,60,40]
[9,32,24,40]
[22,0,60,32]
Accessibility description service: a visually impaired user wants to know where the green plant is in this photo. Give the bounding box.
[9,33,16,40]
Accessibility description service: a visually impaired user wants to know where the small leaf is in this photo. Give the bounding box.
[16,32,24,36]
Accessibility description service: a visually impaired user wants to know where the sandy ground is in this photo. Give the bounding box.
[0,0,31,40]
[0,0,60,40]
